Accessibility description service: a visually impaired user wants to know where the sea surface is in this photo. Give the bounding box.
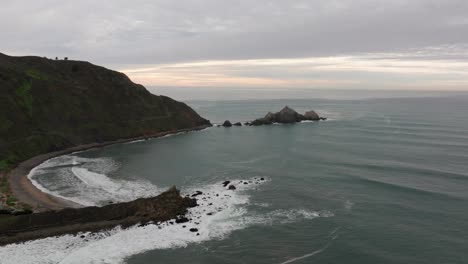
[2,96,468,264]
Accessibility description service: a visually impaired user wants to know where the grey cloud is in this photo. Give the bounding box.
[2,0,468,66]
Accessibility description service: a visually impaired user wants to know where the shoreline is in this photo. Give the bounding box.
[7,125,211,213]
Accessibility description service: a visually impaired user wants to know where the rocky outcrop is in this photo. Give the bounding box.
[304,110,320,121]
[0,187,197,246]
[222,120,232,127]
[233,122,242,126]
[248,106,324,126]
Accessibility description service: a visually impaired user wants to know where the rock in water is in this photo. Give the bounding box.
[250,118,273,126]
[304,110,320,121]
[248,106,324,126]
[233,122,242,126]
[222,120,232,127]
[276,106,306,123]
[176,217,189,224]
[228,185,236,190]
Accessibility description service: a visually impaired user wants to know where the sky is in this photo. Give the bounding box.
[2,0,468,93]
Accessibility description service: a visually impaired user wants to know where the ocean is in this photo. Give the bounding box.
[2,96,468,264]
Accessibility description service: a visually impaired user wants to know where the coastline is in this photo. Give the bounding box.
[7,125,211,213]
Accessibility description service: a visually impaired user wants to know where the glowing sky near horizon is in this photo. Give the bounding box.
[2,0,468,90]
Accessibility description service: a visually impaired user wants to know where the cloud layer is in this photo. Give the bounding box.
[2,0,468,90]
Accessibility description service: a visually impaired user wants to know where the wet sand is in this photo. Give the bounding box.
[7,125,211,212]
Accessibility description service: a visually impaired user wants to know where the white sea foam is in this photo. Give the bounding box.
[28,155,161,206]
[0,177,333,264]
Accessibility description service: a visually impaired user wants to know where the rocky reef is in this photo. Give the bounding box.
[219,106,325,127]
[249,106,325,126]
[247,106,326,126]
[0,187,197,246]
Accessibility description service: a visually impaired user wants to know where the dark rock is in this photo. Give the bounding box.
[0,208,13,215]
[228,185,236,190]
[189,228,198,232]
[222,120,232,127]
[233,122,242,126]
[260,177,265,181]
[304,110,320,121]
[250,118,273,126]
[319,117,327,121]
[275,106,305,123]
[176,217,189,224]
[222,181,231,187]
[243,182,248,185]
[0,186,197,246]
[191,191,203,197]
[248,106,325,126]
[11,209,33,216]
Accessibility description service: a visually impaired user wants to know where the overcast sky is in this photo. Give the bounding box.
[2,0,468,91]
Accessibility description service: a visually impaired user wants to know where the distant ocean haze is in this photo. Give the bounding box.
[148,87,468,101]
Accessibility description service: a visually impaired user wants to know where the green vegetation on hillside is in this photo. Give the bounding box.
[15,79,33,116]
[0,52,210,211]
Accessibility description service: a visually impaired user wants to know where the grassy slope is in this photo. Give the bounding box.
[0,53,210,210]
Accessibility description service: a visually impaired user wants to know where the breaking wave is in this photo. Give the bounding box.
[2,176,333,264]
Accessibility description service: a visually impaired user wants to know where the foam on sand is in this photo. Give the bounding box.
[28,155,161,207]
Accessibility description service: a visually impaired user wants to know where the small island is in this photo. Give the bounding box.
[221,106,326,127]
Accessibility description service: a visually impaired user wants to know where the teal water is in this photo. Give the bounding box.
[3,97,468,263]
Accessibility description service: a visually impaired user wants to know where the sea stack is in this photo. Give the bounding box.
[248,106,324,126]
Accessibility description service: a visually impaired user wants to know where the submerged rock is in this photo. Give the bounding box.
[228,185,236,190]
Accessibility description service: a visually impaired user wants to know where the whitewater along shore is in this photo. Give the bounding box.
[0,186,197,246]
[7,125,211,213]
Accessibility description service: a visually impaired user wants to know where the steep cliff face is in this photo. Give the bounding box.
[0,53,210,169]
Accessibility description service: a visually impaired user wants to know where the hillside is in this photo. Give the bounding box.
[0,53,210,209]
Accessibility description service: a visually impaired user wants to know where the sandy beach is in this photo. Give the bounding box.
[7,125,211,212]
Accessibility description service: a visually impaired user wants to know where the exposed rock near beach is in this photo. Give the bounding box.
[248,106,324,126]
[0,186,197,246]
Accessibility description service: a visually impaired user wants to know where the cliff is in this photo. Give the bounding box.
[0,52,210,210]
[0,52,210,169]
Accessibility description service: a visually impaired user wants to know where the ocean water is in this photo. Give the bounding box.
[2,96,468,264]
